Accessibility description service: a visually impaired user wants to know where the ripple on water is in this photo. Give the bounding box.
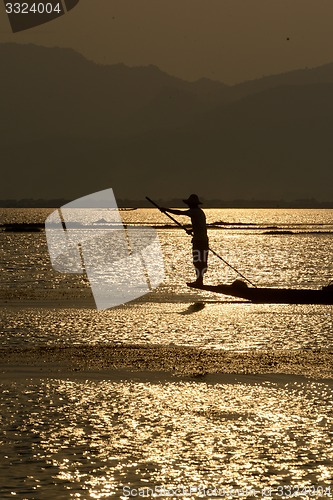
[0,377,332,498]
[1,302,333,350]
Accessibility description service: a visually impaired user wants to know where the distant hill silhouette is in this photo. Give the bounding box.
[1,43,333,201]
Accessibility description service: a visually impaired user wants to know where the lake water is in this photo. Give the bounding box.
[0,208,332,498]
[1,208,332,350]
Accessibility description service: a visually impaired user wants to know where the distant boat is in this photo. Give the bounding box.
[188,280,333,304]
[2,223,43,232]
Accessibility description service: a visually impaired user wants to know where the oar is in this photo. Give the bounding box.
[146,196,257,288]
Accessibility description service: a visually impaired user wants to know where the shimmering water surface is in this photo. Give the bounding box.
[0,208,332,498]
[0,209,332,350]
[0,375,332,499]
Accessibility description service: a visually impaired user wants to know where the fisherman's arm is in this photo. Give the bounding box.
[161,208,191,216]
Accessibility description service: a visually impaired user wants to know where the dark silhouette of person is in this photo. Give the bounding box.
[162,194,209,286]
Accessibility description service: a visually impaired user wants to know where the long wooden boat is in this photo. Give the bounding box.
[188,280,333,304]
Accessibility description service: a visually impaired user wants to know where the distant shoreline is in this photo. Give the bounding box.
[1,199,333,209]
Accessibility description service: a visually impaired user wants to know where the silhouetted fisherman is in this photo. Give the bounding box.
[162,194,208,286]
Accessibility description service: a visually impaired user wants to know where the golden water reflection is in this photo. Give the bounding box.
[2,302,332,350]
[1,377,332,498]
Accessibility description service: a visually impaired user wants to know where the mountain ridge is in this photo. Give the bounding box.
[1,43,332,201]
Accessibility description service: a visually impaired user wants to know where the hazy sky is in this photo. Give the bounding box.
[2,0,333,84]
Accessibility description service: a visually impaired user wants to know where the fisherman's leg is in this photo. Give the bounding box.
[190,244,207,285]
[194,265,204,285]
[202,247,209,275]
[195,250,209,284]
[197,243,209,270]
